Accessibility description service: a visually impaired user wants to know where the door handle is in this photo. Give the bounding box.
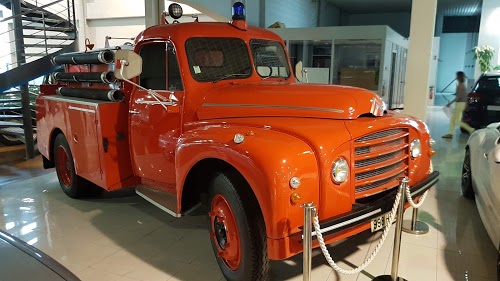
[129,109,140,114]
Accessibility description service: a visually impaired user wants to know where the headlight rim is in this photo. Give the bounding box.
[331,157,349,184]
[410,139,422,159]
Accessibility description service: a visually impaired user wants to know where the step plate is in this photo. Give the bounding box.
[136,185,180,217]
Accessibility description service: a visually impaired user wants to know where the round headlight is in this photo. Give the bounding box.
[410,139,422,158]
[332,158,349,183]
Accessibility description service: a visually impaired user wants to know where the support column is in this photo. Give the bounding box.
[403,0,437,121]
[12,0,35,159]
[475,0,500,79]
[145,0,165,28]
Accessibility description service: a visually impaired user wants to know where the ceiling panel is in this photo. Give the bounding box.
[328,0,482,16]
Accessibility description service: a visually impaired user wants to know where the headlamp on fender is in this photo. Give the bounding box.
[410,139,422,158]
[331,158,349,184]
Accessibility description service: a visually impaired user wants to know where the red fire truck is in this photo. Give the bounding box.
[36,3,439,280]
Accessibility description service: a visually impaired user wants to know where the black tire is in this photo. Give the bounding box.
[461,149,475,199]
[53,134,88,198]
[207,171,270,281]
[0,134,22,146]
[460,128,469,134]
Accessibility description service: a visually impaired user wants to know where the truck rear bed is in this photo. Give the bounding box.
[37,86,135,190]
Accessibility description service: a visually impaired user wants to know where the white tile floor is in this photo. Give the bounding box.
[0,107,497,281]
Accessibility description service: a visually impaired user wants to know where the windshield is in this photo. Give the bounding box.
[250,39,290,79]
[185,38,252,82]
[185,38,291,82]
[475,76,500,92]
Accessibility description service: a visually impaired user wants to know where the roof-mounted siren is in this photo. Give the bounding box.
[162,3,183,24]
[231,2,247,30]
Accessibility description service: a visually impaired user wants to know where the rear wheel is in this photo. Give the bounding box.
[53,134,88,198]
[207,171,269,281]
[461,149,474,199]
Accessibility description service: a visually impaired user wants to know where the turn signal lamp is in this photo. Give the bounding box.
[232,2,245,20]
[290,192,301,205]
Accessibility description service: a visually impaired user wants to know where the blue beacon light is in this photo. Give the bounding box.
[232,2,246,20]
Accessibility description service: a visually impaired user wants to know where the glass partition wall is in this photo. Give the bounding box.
[276,26,408,108]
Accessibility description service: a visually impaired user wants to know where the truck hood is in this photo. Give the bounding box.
[197,82,385,120]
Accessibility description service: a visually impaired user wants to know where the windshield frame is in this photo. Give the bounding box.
[185,37,253,83]
[250,39,291,80]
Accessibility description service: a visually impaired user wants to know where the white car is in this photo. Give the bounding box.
[462,122,500,248]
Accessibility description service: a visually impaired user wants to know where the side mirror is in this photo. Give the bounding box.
[295,61,303,81]
[114,50,142,80]
[493,138,500,164]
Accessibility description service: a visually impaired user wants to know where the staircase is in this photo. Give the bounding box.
[0,0,77,158]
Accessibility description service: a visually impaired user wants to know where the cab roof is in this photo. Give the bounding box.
[135,22,284,46]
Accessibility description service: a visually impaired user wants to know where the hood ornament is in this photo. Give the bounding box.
[370,98,384,117]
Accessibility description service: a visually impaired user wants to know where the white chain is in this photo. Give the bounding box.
[312,188,402,275]
[405,186,428,209]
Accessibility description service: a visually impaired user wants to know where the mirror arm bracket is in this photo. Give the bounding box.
[119,59,172,111]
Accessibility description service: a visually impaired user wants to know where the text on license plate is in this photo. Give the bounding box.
[487,105,500,111]
[371,213,390,232]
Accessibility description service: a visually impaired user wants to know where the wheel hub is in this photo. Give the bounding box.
[56,145,72,186]
[210,194,241,271]
[214,216,228,250]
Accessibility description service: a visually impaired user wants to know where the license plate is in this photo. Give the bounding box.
[487,105,500,111]
[371,213,391,232]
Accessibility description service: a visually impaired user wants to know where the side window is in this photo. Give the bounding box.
[167,44,183,91]
[139,43,166,90]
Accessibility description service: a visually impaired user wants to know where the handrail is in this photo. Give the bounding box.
[0,0,64,23]
[0,7,74,37]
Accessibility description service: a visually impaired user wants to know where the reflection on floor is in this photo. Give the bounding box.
[0,107,496,281]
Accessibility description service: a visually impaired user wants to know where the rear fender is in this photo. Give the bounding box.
[176,124,320,239]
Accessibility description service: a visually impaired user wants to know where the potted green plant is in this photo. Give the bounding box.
[473,45,496,73]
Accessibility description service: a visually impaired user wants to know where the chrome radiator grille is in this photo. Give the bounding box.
[353,128,409,197]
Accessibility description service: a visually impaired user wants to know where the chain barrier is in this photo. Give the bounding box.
[311,187,402,275]
[405,186,428,209]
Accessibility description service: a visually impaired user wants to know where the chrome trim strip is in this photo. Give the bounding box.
[202,103,344,113]
[68,106,95,113]
[43,95,104,106]
[135,100,176,106]
[136,190,181,218]
[307,208,382,238]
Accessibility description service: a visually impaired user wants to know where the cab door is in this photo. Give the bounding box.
[129,41,184,191]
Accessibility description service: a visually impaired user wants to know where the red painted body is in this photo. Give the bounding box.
[37,22,435,260]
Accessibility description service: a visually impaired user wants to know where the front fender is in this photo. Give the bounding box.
[176,123,320,239]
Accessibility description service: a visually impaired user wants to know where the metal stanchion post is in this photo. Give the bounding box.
[402,207,429,235]
[303,203,315,281]
[373,178,409,281]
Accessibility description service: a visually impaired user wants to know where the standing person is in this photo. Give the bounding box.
[442,71,475,139]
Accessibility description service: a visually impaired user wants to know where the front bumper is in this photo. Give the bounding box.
[267,171,439,260]
[309,171,439,239]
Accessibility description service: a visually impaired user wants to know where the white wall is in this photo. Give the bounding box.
[476,0,500,79]
[342,12,411,37]
[77,0,219,50]
[265,0,318,28]
[436,33,468,93]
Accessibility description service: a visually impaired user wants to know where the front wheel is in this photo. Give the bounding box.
[461,149,474,199]
[208,171,270,281]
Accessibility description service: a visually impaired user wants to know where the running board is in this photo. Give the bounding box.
[135,185,181,217]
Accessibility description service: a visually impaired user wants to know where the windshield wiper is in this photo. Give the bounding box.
[212,73,248,83]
